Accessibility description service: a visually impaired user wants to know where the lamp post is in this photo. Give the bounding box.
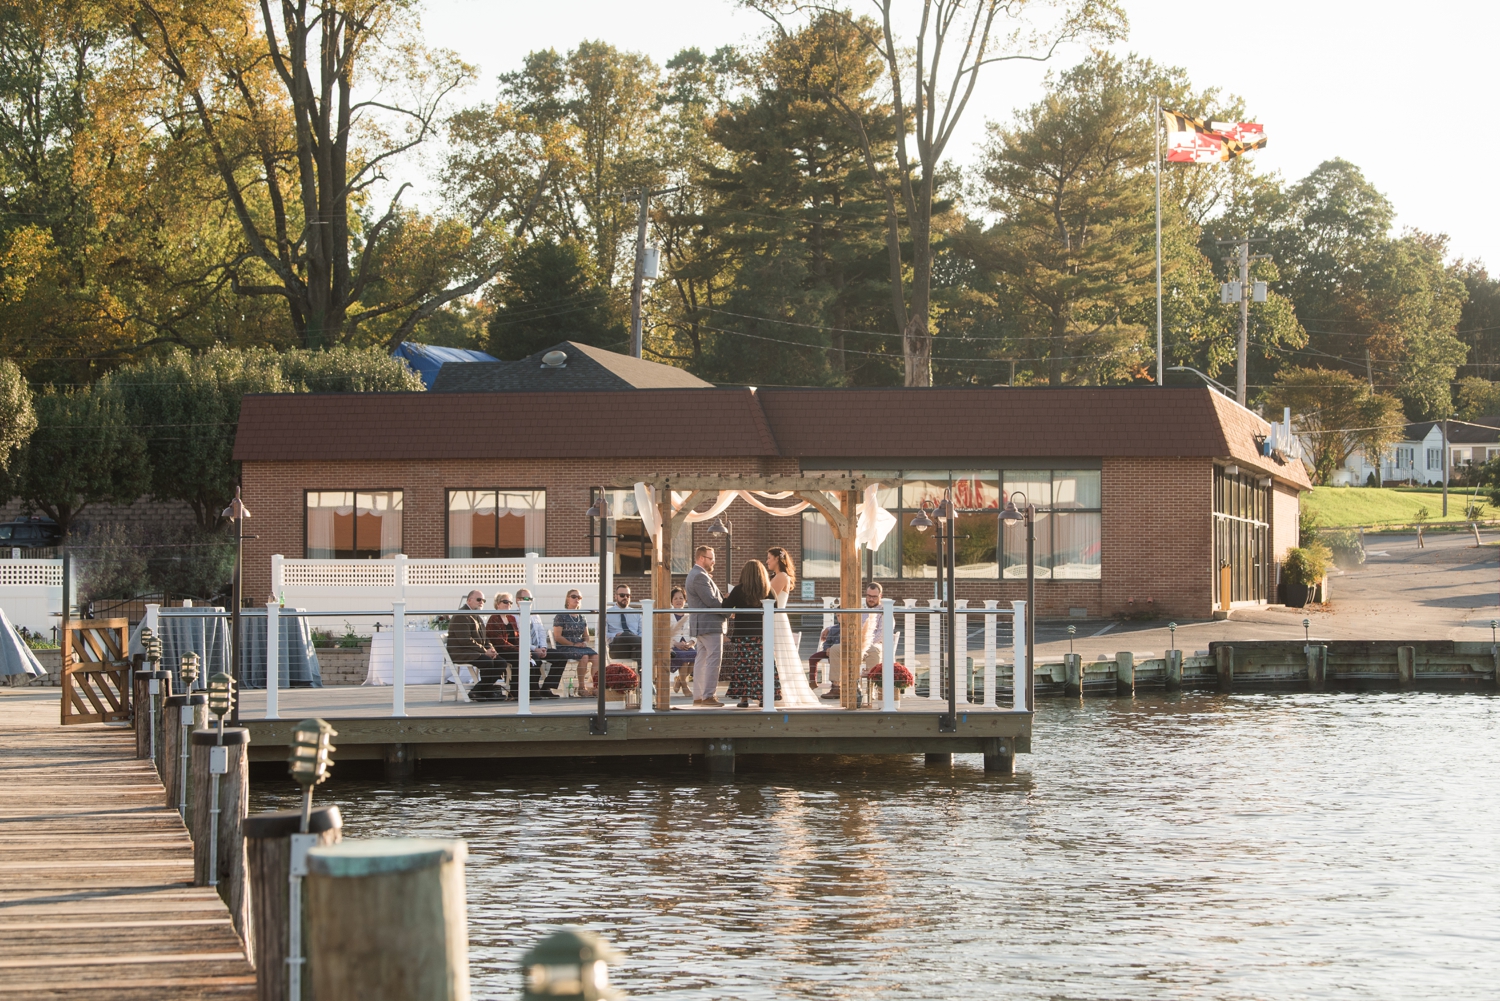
[521,928,623,1001]
[911,493,958,732]
[206,671,235,888]
[221,487,251,725]
[178,652,200,820]
[1168,622,1177,653]
[707,516,733,591]
[1001,492,1036,712]
[288,717,336,1001]
[586,492,613,736]
[1302,618,1311,646]
[1067,623,1076,654]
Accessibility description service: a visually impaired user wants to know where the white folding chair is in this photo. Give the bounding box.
[438,646,472,703]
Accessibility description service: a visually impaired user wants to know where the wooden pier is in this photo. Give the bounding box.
[0,690,255,999]
[236,687,1032,772]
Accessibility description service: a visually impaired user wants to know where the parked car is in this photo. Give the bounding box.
[0,516,63,547]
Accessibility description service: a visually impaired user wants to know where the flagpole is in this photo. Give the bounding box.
[1155,95,1163,387]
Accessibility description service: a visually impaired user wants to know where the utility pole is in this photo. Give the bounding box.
[1443,419,1450,517]
[625,185,681,359]
[1218,235,1270,406]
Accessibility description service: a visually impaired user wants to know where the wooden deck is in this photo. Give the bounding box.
[0,690,256,999]
[237,686,1032,762]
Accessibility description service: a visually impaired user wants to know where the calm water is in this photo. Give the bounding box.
[252,693,1500,999]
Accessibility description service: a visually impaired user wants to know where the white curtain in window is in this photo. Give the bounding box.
[306,491,352,557]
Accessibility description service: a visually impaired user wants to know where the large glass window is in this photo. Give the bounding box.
[1002,470,1102,579]
[592,488,689,575]
[306,490,403,558]
[447,489,545,557]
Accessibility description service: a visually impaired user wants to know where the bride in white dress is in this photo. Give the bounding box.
[765,548,821,708]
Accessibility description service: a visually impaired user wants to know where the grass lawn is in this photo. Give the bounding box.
[1304,486,1496,528]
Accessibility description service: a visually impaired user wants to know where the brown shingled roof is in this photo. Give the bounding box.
[231,385,1310,488]
[233,389,777,461]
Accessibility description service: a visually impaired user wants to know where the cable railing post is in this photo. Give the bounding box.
[639,599,654,713]
[903,599,917,680]
[391,601,406,718]
[956,598,969,705]
[761,598,776,709]
[265,599,280,721]
[1011,599,1028,712]
[881,598,895,711]
[517,599,532,716]
[982,600,998,708]
[927,598,943,702]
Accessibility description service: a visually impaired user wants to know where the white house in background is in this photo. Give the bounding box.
[1332,418,1500,486]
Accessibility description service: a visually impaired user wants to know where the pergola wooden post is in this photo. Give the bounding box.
[641,474,868,711]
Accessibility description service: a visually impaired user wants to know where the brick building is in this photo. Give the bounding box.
[233,374,1310,620]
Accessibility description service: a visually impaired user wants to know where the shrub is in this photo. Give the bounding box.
[1465,503,1484,521]
[1283,544,1331,587]
[1414,505,1430,523]
[1298,508,1321,548]
[1321,529,1365,568]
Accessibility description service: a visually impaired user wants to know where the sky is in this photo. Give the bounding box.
[417,0,1500,266]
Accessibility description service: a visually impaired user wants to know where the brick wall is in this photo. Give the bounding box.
[241,453,1220,621]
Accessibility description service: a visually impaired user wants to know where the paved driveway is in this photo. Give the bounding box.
[1034,529,1499,659]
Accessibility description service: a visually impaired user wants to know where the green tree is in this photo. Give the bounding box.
[1454,260,1500,379]
[1454,377,1500,421]
[485,239,626,359]
[1263,367,1405,485]
[692,12,897,386]
[0,359,35,477]
[10,384,150,537]
[745,0,1125,386]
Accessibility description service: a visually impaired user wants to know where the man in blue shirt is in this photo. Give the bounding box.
[515,588,555,698]
[605,584,642,662]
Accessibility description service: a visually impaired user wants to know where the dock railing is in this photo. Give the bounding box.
[145,598,1031,722]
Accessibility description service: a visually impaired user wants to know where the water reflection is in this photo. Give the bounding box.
[251,692,1500,999]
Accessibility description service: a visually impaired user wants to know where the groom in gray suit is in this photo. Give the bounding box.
[685,544,726,706]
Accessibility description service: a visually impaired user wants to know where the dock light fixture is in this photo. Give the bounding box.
[1067,624,1076,653]
[179,650,200,692]
[208,671,235,741]
[1168,622,1176,652]
[1001,493,1038,712]
[289,718,337,833]
[706,515,734,592]
[1303,618,1311,645]
[1491,620,1497,646]
[521,928,623,1000]
[586,493,615,735]
[139,627,162,759]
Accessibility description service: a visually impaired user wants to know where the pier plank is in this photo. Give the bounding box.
[0,691,256,1000]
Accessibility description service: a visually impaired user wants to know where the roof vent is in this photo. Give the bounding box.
[540,350,568,369]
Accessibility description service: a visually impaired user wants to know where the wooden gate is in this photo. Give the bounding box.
[60,619,132,725]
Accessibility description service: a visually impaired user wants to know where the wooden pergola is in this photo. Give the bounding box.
[641,473,873,711]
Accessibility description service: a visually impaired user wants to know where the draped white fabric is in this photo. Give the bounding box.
[632,482,897,551]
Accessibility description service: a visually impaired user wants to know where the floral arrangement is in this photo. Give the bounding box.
[861,661,914,689]
[604,662,639,691]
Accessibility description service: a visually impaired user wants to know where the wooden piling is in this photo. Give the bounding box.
[245,806,343,1001]
[1216,646,1234,693]
[1397,645,1416,686]
[982,737,1013,774]
[383,742,415,782]
[1064,653,1082,695]
[1115,651,1135,695]
[162,694,186,808]
[132,658,150,758]
[1165,650,1183,690]
[1307,645,1326,691]
[305,839,471,1001]
[190,727,253,954]
[924,752,952,766]
[705,737,735,776]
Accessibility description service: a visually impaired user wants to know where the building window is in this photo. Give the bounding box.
[1002,471,1102,580]
[306,491,403,559]
[800,470,1096,580]
[447,489,545,558]
[591,489,688,575]
[1427,448,1442,470]
[1395,446,1414,471]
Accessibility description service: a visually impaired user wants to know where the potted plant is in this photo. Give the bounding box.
[1281,543,1331,608]
[861,661,915,703]
[603,662,640,708]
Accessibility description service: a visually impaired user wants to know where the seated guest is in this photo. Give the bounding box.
[447,590,504,701]
[485,593,521,699]
[605,584,642,662]
[669,586,696,694]
[516,588,556,698]
[820,583,886,701]
[552,589,599,696]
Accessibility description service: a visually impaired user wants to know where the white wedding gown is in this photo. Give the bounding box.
[773,589,821,708]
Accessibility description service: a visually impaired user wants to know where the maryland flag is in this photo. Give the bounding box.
[1163,109,1266,163]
